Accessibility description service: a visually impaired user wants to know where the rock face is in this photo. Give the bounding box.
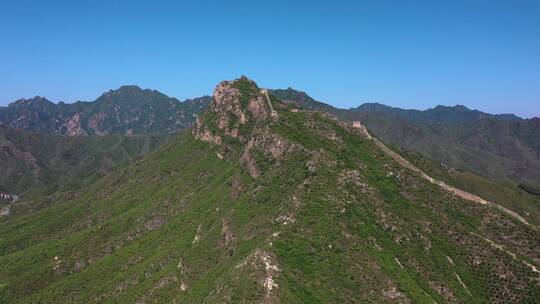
[213,82,246,123]
[193,117,222,145]
[0,87,211,136]
[194,77,290,178]
[193,80,245,143]
[64,113,87,136]
[248,95,270,121]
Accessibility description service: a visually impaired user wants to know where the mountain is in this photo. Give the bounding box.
[271,88,540,189]
[3,84,539,190]
[0,125,169,199]
[354,112,540,189]
[269,88,339,114]
[352,103,523,124]
[271,88,527,124]
[1,77,538,303]
[5,85,538,189]
[0,86,211,136]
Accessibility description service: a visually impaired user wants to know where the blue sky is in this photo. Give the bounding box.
[1,1,539,117]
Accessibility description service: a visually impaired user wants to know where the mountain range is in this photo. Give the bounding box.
[271,88,540,189]
[1,77,538,303]
[2,84,539,194]
[0,86,210,136]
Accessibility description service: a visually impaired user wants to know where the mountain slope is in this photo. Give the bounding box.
[401,150,540,226]
[0,86,211,136]
[1,77,538,303]
[0,125,168,199]
[271,88,540,188]
[354,112,540,188]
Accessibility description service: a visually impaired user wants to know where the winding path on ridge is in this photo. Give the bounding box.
[350,121,540,274]
[354,121,532,227]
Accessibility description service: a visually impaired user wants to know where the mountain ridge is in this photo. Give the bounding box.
[3,84,539,188]
[0,86,211,136]
[271,88,540,188]
[2,86,532,135]
[353,102,524,124]
[270,87,529,122]
[1,77,538,303]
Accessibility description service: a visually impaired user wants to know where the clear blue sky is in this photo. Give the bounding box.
[1,0,539,117]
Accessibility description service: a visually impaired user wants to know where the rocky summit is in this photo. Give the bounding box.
[0,77,539,303]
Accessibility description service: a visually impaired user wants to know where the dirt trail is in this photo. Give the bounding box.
[360,125,531,226]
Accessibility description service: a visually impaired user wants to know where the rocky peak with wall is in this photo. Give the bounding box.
[193,76,291,178]
[193,76,279,144]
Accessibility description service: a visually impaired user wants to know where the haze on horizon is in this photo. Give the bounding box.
[1,0,539,118]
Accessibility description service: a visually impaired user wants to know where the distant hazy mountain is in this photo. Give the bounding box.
[0,86,211,136]
[271,88,540,188]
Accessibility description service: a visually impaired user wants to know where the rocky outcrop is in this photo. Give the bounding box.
[63,113,87,136]
[193,81,246,143]
[212,82,246,124]
[194,77,291,178]
[193,117,222,145]
[248,95,270,121]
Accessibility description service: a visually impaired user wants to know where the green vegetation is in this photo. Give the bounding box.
[272,88,540,189]
[0,78,538,303]
[402,150,540,226]
[232,76,260,108]
[0,125,170,199]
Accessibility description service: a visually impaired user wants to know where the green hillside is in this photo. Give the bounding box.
[271,88,540,189]
[401,150,540,226]
[0,78,538,303]
[0,125,169,199]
